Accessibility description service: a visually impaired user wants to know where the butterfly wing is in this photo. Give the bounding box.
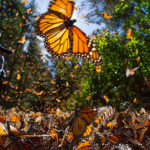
[71,108,97,137]
[71,26,101,65]
[83,124,93,137]
[72,116,87,137]
[35,0,75,57]
[35,0,102,65]
[49,0,75,19]
[36,12,70,57]
[130,66,139,72]
[76,141,91,150]
[79,108,97,124]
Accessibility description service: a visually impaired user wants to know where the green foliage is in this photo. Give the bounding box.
[0,0,54,111]
[78,0,150,110]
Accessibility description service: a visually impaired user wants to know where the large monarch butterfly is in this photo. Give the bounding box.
[35,0,101,65]
[67,108,97,137]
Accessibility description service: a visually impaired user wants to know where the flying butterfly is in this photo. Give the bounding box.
[125,58,139,77]
[35,0,101,65]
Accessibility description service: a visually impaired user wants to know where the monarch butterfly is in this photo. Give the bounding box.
[67,108,97,137]
[125,58,139,77]
[35,0,101,65]
[75,140,91,150]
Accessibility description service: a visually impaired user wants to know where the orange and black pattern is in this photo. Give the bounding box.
[68,108,98,137]
[0,107,149,149]
[35,0,101,65]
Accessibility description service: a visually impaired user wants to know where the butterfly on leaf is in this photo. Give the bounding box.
[35,0,101,65]
[67,108,97,137]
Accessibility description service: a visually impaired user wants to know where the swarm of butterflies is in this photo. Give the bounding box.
[0,106,150,150]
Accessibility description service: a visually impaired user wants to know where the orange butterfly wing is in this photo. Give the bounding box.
[35,12,70,56]
[71,108,97,137]
[71,26,101,65]
[76,141,91,150]
[35,0,74,57]
[79,108,97,124]
[35,0,102,65]
[49,0,74,18]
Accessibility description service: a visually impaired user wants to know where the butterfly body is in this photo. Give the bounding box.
[64,19,76,28]
[35,0,101,65]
